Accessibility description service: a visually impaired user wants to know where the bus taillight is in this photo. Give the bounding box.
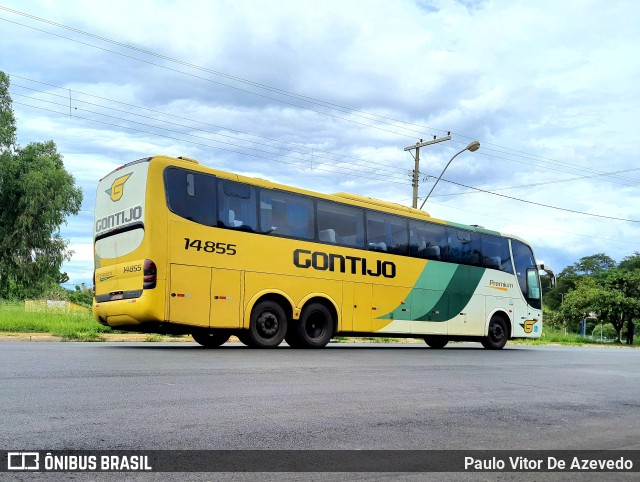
[143,259,157,289]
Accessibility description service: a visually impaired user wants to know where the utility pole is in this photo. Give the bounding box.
[404,135,451,208]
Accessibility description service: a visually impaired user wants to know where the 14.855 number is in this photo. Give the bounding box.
[184,238,237,255]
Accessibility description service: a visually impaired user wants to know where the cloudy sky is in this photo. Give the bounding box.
[1,0,639,287]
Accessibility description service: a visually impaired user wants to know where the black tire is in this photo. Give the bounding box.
[424,335,448,349]
[192,330,230,348]
[481,316,509,350]
[293,302,334,348]
[248,300,288,348]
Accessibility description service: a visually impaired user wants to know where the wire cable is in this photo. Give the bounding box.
[3,6,638,184]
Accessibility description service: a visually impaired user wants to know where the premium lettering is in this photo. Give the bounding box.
[293,249,396,278]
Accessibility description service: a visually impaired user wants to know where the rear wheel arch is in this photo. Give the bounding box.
[244,291,294,329]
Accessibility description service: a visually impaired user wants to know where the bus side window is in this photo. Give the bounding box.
[218,180,257,231]
[449,230,482,266]
[164,167,217,227]
[482,235,513,274]
[410,221,448,261]
[366,212,408,255]
[317,201,365,248]
[260,190,314,239]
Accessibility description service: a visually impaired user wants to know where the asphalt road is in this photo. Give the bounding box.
[1,341,639,480]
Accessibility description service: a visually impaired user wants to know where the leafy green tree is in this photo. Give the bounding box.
[557,276,640,343]
[0,71,83,299]
[618,252,640,272]
[572,253,616,276]
[67,283,94,308]
[0,72,16,151]
[544,253,617,310]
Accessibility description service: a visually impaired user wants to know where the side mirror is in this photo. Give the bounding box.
[537,263,556,288]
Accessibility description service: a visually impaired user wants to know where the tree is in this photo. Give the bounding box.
[67,283,94,308]
[0,71,83,299]
[544,253,617,310]
[572,253,616,276]
[557,275,640,343]
[0,72,16,152]
[618,252,640,272]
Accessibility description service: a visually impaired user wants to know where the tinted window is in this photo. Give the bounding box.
[511,239,541,308]
[317,201,365,247]
[260,190,314,239]
[410,221,448,261]
[164,167,217,227]
[366,212,408,255]
[448,229,482,266]
[218,180,258,231]
[482,235,514,273]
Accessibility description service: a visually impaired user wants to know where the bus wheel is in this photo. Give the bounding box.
[424,335,448,349]
[481,316,508,350]
[295,302,334,348]
[192,330,230,348]
[249,300,288,348]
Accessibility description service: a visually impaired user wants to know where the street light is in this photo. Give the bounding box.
[419,140,480,210]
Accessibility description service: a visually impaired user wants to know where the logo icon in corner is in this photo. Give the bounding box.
[105,173,132,202]
[520,319,538,334]
[8,452,40,470]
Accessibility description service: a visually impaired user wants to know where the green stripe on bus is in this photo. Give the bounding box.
[379,263,486,322]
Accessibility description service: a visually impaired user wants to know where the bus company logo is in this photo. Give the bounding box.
[99,272,115,282]
[105,173,132,202]
[8,452,40,470]
[293,248,396,278]
[520,319,538,334]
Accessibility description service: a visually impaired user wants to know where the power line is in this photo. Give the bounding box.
[3,6,638,184]
[12,100,410,186]
[9,75,411,179]
[10,92,409,184]
[420,199,640,247]
[428,177,640,223]
[10,76,640,193]
[12,93,640,224]
[0,16,431,141]
[429,167,640,198]
[14,98,639,225]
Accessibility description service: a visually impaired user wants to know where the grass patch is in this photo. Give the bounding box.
[0,301,110,341]
[511,328,634,346]
[145,334,164,342]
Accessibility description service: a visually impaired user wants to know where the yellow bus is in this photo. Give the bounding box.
[93,155,546,349]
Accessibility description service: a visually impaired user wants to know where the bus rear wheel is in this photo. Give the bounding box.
[481,316,509,350]
[291,302,334,349]
[248,300,288,348]
[192,330,230,348]
[424,335,448,349]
